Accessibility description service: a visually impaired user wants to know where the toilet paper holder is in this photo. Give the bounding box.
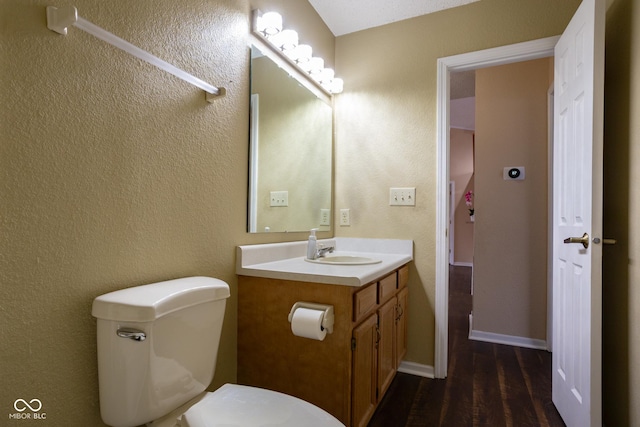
[288,302,334,334]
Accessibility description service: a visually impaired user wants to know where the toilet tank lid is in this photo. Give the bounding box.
[92,277,230,322]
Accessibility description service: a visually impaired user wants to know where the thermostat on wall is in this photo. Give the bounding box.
[503,166,525,180]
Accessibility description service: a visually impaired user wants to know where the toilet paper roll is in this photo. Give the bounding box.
[290,308,327,341]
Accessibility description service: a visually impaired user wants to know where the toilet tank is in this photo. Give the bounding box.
[91,277,230,427]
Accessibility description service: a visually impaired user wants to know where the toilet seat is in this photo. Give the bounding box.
[151,384,345,427]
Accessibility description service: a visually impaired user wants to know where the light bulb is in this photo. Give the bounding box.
[279,29,298,51]
[304,57,324,75]
[319,68,335,84]
[258,12,282,35]
[330,78,344,94]
[269,29,298,52]
[294,44,312,63]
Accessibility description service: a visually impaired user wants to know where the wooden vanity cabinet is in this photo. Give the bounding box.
[377,297,397,398]
[396,286,409,365]
[351,266,409,427]
[237,264,409,427]
[351,313,378,427]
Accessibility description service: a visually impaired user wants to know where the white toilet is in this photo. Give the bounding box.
[92,276,345,427]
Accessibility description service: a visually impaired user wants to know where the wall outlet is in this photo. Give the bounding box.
[269,191,288,207]
[340,209,350,226]
[390,187,416,206]
[320,209,331,226]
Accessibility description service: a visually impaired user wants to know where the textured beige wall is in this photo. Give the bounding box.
[473,58,551,340]
[603,0,640,425]
[0,0,332,425]
[334,0,581,366]
[450,128,475,265]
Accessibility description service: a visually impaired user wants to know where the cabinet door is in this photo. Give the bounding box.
[353,282,377,323]
[396,287,409,367]
[352,313,378,427]
[377,297,397,399]
[378,272,397,305]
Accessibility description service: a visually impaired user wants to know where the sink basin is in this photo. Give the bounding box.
[305,255,382,265]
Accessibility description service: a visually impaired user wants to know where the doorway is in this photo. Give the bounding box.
[434,36,559,379]
[448,59,551,365]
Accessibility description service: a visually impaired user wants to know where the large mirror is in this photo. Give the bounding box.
[248,43,333,233]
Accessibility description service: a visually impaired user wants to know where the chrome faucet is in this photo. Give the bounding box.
[314,244,335,259]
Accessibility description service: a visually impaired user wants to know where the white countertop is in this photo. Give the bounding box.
[236,237,413,287]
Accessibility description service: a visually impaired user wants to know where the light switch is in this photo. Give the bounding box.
[390,187,416,206]
[270,191,288,206]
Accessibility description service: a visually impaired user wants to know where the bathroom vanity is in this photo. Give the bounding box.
[236,238,412,427]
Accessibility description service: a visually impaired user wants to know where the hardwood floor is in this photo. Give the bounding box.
[367,266,565,427]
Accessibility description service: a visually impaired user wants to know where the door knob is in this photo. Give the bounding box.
[592,237,617,245]
[564,232,590,249]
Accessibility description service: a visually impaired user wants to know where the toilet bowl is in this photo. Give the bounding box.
[149,384,343,427]
[92,277,344,427]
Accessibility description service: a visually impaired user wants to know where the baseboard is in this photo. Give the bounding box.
[468,313,548,350]
[398,361,435,379]
[469,328,548,351]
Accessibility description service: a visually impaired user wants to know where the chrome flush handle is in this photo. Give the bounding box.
[117,327,146,342]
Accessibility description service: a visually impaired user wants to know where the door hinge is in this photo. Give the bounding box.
[351,337,356,351]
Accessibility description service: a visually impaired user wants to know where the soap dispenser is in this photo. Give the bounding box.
[306,228,318,260]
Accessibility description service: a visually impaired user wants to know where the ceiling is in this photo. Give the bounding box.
[451,70,475,99]
[308,0,481,36]
[304,1,479,123]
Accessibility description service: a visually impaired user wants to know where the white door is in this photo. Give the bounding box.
[552,0,605,425]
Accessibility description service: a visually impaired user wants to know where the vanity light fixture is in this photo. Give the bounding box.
[252,10,344,95]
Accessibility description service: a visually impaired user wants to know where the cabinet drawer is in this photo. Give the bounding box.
[353,283,377,323]
[398,264,409,289]
[378,272,397,304]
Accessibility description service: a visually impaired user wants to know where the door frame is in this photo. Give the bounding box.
[248,93,259,233]
[449,180,455,265]
[434,36,559,378]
